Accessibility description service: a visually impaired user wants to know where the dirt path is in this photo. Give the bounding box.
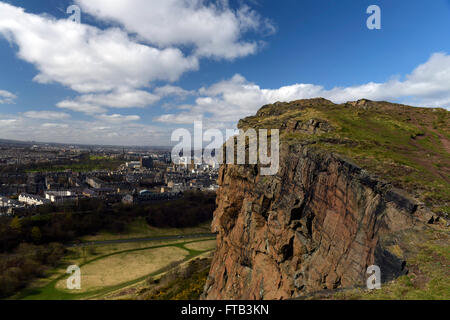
[68,233,216,248]
[437,133,450,154]
[408,131,450,184]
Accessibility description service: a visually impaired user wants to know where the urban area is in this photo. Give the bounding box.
[0,139,219,217]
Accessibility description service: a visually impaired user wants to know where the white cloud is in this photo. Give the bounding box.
[0,114,167,145]
[154,85,195,98]
[76,0,274,60]
[41,123,70,129]
[95,114,141,123]
[0,118,17,126]
[23,111,71,120]
[156,53,450,126]
[0,2,198,94]
[155,113,203,125]
[57,88,161,114]
[56,100,107,114]
[0,90,16,104]
[78,89,160,108]
[0,1,273,126]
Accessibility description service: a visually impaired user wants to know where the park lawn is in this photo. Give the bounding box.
[16,239,189,293]
[184,240,216,251]
[81,218,212,242]
[15,238,215,300]
[55,246,188,293]
[67,238,190,264]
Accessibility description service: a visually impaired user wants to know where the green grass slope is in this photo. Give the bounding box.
[239,98,449,215]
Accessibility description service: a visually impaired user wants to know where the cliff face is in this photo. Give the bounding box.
[202,99,447,300]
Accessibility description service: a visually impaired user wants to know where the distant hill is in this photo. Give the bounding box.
[0,138,171,150]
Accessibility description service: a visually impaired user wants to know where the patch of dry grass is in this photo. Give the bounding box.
[183,240,216,251]
[56,246,189,293]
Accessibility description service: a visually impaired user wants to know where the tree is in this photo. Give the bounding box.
[31,227,42,243]
[10,217,22,231]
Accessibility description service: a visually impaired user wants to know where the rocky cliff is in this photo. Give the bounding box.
[203,98,449,300]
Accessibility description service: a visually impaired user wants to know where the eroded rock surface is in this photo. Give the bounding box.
[203,144,425,300]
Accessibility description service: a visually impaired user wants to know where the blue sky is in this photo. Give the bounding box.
[0,0,449,145]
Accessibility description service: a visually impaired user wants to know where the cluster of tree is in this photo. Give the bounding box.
[0,199,127,252]
[0,243,65,298]
[145,191,216,228]
[0,153,121,174]
[1,192,215,253]
[23,156,122,173]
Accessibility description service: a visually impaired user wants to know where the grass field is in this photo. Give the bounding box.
[81,218,212,242]
[184,240,217,251]
[55,246,188,293]
[14,238,216,300]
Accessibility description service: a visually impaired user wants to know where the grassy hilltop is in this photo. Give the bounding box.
[239,98,449,215]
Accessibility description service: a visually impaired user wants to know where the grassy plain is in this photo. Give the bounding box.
[14,237,215,300]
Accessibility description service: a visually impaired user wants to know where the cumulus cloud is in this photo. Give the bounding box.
[0,114,166,145]
[0,2,198,94]
[23,111,71,120]
[57,88,161,114]
[156,53,450,126]
[79,89,160,108]
[41,123,70,129]
[156,113,203,125]
[0,90,16,104]
[0,118,17,126]
[0,1,273,138]
[95,114,141,122]
[75,0,274,60]
[56,100,107,115]
[154,85,195,98]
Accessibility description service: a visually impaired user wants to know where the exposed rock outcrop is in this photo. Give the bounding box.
[202,99,443,300]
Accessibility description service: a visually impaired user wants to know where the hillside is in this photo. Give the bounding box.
[203,99,449,300]
[239,98,449,214]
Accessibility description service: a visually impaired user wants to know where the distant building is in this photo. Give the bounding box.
[0,196,24,209]
[122,194,134,205]
[44,190,77,204]
[137,190,181,202]
[86,177,105,189]
[126,161,141,170]
[94,188,115,196]
[18,193,50,206]
[140,157,154,169]
[202,184,219,192]
[82,188,98,198]
[170,183,187,193]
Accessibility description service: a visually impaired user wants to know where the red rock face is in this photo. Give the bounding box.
[203,144,422,300]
